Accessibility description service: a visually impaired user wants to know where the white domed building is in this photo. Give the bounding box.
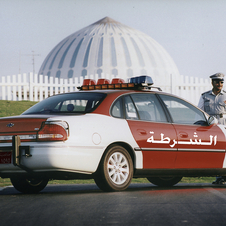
[38,17,180,86]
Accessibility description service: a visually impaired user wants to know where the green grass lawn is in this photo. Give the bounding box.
[0,100,37,117]
[0,100,217,187]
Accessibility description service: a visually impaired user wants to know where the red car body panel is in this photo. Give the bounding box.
[127,120,177,169]
[173,124,226,169]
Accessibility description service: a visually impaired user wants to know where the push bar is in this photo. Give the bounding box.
[12,135,33,173]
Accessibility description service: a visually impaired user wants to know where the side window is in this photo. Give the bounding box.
[159,94,207,125]
[130,93,167,122]
[111,97,123,118]
[111,95,138,119]
[124,95,138,119]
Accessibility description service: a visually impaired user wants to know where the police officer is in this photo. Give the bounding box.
[198,72,226,123]
[198,72,226,184]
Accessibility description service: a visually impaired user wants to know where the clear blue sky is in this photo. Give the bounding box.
[1,0,226,79]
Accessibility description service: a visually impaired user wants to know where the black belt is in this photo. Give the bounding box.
[210,113,225,118]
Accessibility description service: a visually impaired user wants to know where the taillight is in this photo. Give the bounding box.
[37,121,69,142]
[0,121,69,143]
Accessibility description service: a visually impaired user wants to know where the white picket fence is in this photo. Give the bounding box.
[0,73,87,102]
[172,75,212,105]
[0,73,212,105]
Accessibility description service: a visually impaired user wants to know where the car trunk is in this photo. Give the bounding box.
[0,117,48,134]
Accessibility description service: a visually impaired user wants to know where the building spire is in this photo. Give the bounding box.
[92,17,120,25]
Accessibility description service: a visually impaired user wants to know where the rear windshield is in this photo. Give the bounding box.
[22,92,106,115]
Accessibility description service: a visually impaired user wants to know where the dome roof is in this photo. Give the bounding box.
[38,17,180,85]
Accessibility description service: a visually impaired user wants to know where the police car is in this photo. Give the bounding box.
[0,75,225,193]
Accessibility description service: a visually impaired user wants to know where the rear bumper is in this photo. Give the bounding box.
[0,136,105,178]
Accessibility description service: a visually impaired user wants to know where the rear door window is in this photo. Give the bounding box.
[130,93,167,122]
[111,93,167,123]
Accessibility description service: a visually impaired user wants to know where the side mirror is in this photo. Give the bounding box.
[208,116,218,125]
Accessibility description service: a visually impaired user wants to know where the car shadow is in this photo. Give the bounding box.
[0,182,225,196]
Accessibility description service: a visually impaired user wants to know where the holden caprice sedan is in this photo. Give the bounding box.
[0,76,225,193]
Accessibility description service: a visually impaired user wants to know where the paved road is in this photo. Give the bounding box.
[1,183,226,226]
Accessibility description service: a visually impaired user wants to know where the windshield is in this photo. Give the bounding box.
[22,92,106,115]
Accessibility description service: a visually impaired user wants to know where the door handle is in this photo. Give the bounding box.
[179,132,188,138]
[137,129,147,135]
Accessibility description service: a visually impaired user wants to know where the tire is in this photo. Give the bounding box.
[10,176,49,194]
[94,145,133,192]
[147,176,182,187]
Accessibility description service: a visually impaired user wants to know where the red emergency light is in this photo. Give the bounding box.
[97,79,110,85]
[83,79,96,86]
[111,78,125,84]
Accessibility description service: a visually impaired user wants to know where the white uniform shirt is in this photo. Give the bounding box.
[198,89,226,124]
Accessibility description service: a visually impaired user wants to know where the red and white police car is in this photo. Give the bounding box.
[0,75,225,193]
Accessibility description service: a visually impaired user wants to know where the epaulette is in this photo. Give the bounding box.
[201,90,211,96]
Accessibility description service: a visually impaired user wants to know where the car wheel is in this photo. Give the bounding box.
[10,177,49,194]
[147,176,182,187]
[95,145,133,192]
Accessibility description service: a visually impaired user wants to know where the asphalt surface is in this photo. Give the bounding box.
[1,183,226,226]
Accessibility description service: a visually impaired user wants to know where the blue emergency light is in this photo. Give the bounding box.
[129,75,154,85]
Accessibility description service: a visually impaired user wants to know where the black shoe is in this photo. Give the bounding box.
[212,179,225,184]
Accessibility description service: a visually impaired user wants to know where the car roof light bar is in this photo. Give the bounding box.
[78,75,162,91]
